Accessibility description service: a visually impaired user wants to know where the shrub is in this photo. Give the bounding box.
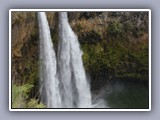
[12,84,34,108]
[12,84,46,108]
[27,99,46,108]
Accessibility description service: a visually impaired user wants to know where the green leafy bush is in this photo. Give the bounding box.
[107,20,124,39]
[12,84,46,108]
[27,99,46,108]
[12,84,34,108]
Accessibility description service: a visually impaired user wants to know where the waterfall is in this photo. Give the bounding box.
[58,12,92,108]
[38,12,104,108]
[38,12,61,108]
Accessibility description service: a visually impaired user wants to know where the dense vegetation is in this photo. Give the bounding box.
[11,12,149,108]
[12,84,46,108]
[71,12,149,91]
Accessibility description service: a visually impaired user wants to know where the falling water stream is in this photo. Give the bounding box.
[58,12,92,108]
[38,12,105,108]
[38,12,61,108]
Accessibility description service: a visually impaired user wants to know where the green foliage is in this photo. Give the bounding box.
[132,27,145,38]
[81,24,148,90]
[12,84,34,108]
[107,19,146,40]
[86,41,147,73]
[12,84,46,108]
[84,30,102,44]
[27,99,46,108]
[107,20,124,39]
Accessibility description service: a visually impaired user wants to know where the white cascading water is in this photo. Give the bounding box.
[38,12,105,108]
[58,12,92,108]
[38,12,61,108]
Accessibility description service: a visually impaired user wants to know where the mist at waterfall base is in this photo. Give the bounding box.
[38,12,106,108]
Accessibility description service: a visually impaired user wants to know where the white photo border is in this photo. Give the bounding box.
[9,9,151,111]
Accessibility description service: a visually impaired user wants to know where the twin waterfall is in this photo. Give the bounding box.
[38,12,92,108]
